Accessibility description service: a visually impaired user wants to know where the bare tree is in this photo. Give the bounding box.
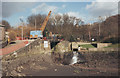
[55,14,62,26]
[27,14,46,29]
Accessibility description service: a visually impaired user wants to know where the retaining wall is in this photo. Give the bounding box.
[97,43,112,48]
[71,42,90,49]
[54,41,70,53]
[88,48,119,51]
[3,39,52,57]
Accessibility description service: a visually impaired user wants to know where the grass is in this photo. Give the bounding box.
[104,43,120,48]
[74,70,80,74]
[79,44,95,48]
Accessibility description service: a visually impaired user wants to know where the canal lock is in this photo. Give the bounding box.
[51,51,87,65]
[50,41,87,65]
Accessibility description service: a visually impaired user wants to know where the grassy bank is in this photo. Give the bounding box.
[79,44,95,48]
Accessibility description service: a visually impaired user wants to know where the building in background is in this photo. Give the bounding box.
[0,24,5,42]
[0,24,8,48]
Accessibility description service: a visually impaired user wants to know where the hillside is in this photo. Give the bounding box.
[100,14,119,43]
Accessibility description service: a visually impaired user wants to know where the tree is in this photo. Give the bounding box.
[8,30,16,41]
[69,16,76,26]
[69,35,75,42]
[63,14,70,25]
[27,14,46,29]
[55,14,62,26]
[75,18,81,26]
[1,20,11,31]
[27,12,119,43]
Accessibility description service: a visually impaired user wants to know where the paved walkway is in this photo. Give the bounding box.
[0,41,28,55]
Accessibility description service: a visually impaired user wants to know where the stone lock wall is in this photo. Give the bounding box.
[54,41,71,53]
[4,39,51,56]
[97,43,112,48]
[71,42,91,49]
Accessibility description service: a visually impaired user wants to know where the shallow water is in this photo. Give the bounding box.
[69,51,78,65]
[51,51,86,65]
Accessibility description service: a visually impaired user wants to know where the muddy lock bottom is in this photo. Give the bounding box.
[51,51,86,65]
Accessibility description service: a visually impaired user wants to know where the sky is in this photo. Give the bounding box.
[1,0,120,27]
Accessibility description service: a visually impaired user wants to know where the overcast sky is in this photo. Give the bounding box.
[1,0,120,27]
